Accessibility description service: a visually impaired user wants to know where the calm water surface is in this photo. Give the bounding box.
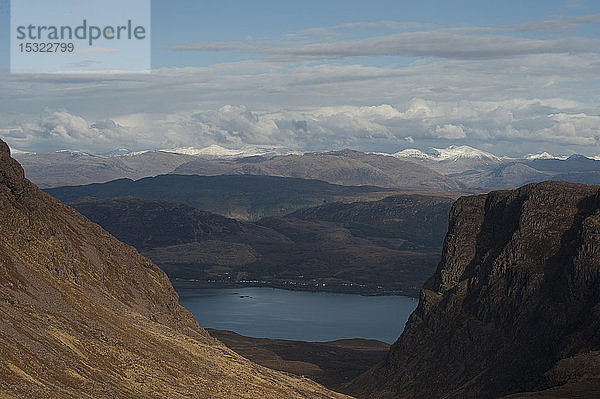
[177,287,418,343]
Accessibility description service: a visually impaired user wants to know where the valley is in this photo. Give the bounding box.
[62,193,453,296]
[3,141,600,398]
[4,1,600,397]
[0,140,344,398]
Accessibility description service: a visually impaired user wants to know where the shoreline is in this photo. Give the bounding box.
[170,278,421,298]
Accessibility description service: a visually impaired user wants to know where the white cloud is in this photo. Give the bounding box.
[39,111,90,139]
[1,111,133,152]
[4,100,599,157]
[434,124,466,139]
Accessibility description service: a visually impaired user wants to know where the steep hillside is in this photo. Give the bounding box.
[348,181,600,398]
[0,140,345,398]
[208,329,390,394]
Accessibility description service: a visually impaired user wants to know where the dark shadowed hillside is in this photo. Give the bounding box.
[46,174,405,221]
[69,197,287,250]
[348,181,600,399]
[69,195,453,296]
[288,194,453,249]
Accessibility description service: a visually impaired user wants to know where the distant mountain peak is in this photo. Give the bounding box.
[326,148,364,157]
[162,144,292,158]
[103,148,133,157]
[430,145,500,161]
[394,145,500,161]
[525,151,567,160]
[53,149,97,158]
[164,145,242,157]
[392,148,432,159]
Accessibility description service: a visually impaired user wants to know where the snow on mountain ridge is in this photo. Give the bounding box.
[525,152,568,160]
[163,144,294,158]
[394,145,500,161]
[54,149,97,157]
[392,148,433,159]
[164,145,245,157]
[431,145,500,161]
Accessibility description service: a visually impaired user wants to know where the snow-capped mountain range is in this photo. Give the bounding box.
[388,145,576,162]
[8,143,581,162]
[10,143,600,190]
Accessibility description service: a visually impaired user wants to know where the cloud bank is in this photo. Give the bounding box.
[3,99,599,157]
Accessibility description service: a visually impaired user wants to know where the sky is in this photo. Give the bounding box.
[0,0,599,156]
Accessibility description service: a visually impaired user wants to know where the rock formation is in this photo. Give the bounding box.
[348,181,600,398]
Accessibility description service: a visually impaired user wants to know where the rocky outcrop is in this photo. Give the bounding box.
[348,181,600,398]
[0,140,346,398]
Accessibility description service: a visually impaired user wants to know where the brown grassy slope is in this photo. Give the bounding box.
[208,329,389,394]
[0,139,347,399]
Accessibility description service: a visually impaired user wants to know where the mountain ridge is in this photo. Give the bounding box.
[17,144,600,190]
[173,149,463,191]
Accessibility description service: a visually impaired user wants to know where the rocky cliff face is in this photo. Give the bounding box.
[348,181,600,398]
[0,139,346,398]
